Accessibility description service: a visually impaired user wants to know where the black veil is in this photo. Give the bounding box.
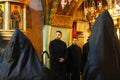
[83,10,120,80]
[0,29,59,80]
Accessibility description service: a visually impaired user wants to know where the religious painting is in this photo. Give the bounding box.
[10,4,22,29]
[0,3,4,29]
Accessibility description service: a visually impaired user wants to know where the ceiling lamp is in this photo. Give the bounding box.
[60,0,72,9]
[61,0,67,9]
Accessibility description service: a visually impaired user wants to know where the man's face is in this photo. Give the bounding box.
[56,32,62,40]
[72,38,77,45]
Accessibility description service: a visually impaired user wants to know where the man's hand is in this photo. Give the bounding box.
[59,58,64,63]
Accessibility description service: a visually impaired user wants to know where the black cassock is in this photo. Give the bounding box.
[49,39,68,80]
[83,10,120,80]
[67,44,82,80]
[0,29,61,80]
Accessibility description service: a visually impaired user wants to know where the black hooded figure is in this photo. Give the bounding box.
[83,10,120,80]
[0,29,61,80]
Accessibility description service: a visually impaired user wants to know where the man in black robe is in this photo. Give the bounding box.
[66,37,82,80]
[49,30,68,80]
[83,10,120,80]
[0,29,61,80]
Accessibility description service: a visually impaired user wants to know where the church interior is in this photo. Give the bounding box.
[0,0,120,79]
[0,0,119,62]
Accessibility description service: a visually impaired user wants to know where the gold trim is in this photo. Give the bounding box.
[0,30,27,40]
[51,14,73,28]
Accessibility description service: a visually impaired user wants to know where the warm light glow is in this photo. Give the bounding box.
[60,0,72,9]
[84,0,88,16]
[117,28,120,39]
[68,0,71,5]
[61,0,67,9]
[20,0,29,5]
[108,8,114,16]
[98,0,102,10]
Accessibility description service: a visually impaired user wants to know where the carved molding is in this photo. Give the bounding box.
[51,14,73,28]
[0,30,27,40]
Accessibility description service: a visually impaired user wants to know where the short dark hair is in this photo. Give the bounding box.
[73,37,78,39]
[56,30,62,34]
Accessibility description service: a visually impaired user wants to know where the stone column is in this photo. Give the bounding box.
[22,4,26,31]
[4,2,10,30]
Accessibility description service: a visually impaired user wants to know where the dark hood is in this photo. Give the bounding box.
[84,10,120,80]
[0,29,59,80]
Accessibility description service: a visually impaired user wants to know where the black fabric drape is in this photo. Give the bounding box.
[0,29,60,80]
[83,10,120,80]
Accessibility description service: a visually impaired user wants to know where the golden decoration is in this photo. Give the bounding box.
[51,14,73,28]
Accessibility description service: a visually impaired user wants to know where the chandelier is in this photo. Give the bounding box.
[60,0,72,9]
[84,0,120,23]
[84,0,103,25]
[84,0,120,39]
